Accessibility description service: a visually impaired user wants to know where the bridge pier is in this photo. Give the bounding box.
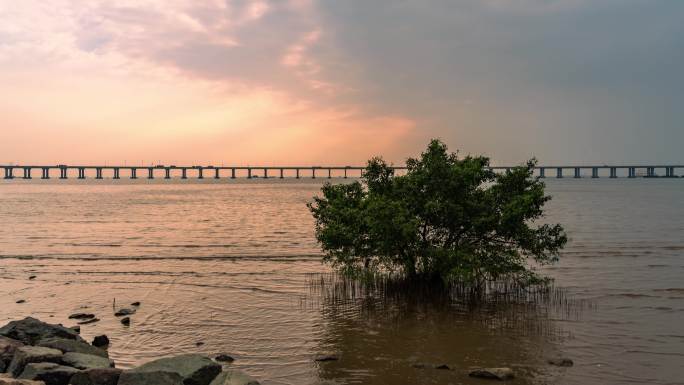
[113,168,120,179]
[3,167,12,179]
[296,169,300,179]
[280,168,284,179]
[646,167,655,178]
[59,167,67,179]
[344,169,348,179]
[591,167,598,178]
[148,168,154,179]
[181,168,187,179]
[312,168,316,179]
[23,168,31,179]
[574,167,580,178]
[165,168,171,179]
[96,168,103,179]
[231,168,235,179]
[610,167,617,178]
[247,168,252,179]
[130,168,137,179]
[665,167,676,178]
[198,168,203,179]
[628,167,635,178]
[556,168,563,178]
[328,169,331,179]
[42,168,50,179]
[263,169,268,179]
[78,168,85,179]
[215,168,220,179]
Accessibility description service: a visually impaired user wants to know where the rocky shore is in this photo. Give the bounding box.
[0,317,260,385]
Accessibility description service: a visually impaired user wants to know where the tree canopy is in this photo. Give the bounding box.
[308,139,567,287]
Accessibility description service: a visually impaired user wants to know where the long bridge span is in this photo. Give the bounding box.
[1,164,682,180]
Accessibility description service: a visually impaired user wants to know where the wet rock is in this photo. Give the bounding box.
[548,358,573,367]
[68,368,121,385]
[213,355,234,363]
[67,315,94,321]
[130,354,221,385]
[114,309,135,317]
[468,367,515,380]
[75,319,99,326]
[313,355,338,362]
[208,371,260,385]
[37,338,108,358]
[7,346,63,377]
[60,353,114,370]
[117,371,183,385]
[17,363,79,385]
[0,337,24,372]
[120,318,130,326]
[0,372,46,385]
[91,336,109,348]
[15,301,26,304]
[131,302,141,307]
[0,318,83,345]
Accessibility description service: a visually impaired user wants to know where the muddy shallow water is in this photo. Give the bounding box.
[0,179,682,384]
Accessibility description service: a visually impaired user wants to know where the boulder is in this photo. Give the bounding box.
[17,363,78,385]
[213,355,233,363]
[119,318,130,327]
[130,302,141,307]
[36,338,108,358]
[209,371,260,385]
[130,354,221,385]
[7,347,63,377]
[113,309,135,317]
[90,336,108,349]
[117,371,183,385]
[75,320,98,326]
[548,358,573,367]
[0,337,25,372]
[60,353,113,370]
[0,373,46,385]
[68,327,79,335]
[66,315,93,321]
[15,301,26,305]
[313,355,338,362]
[0,318,83,345]
[468,367,514,380]
[68,368,121,385]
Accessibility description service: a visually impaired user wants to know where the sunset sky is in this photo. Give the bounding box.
[1,0,682,166]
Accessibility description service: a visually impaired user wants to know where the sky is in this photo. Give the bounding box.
[1,0,682,166]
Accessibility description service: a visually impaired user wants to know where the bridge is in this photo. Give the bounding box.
[1,164,682,180]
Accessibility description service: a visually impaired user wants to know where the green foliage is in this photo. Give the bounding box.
[308,139,567,287]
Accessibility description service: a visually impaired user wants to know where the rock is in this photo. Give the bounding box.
[37,338,108,358]
[75,319,99,326]
[313,355,338,362]
[131,302,141,307]
[0,373,46,385]
[17,363,78,385]
[91,336,109,349]
[209,371,259,385]
[120,318,130,326]
[548,358,573,367]
[114,309,135,317]
[195,342,204,347]
[67,315,93,321]
[0,337,24,372]
[68,327,80,335]
[28,276,36,280]
[434,364,451,370]
[7,346,63,377]
[60,353,113,370]
[68,368,121,385]
[0,318,83,345]
[130,354,221,385]
[117,371,183,385]
[411,363,426,369]
[16,300,26,304]
[213,355,234,363]
[468,367,515,380]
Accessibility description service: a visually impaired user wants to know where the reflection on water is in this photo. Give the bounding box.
[0,179,683,384]
[308,273,586,384]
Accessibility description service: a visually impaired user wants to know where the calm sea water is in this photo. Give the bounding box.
[0,179,682,385]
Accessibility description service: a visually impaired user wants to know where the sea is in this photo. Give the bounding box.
[0,178,682,385]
